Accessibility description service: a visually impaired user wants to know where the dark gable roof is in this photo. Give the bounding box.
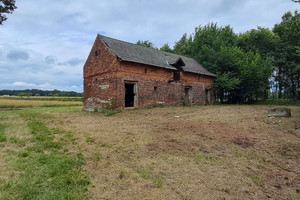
[99,34,216,77]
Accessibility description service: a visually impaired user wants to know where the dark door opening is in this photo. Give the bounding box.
[206,89,211,104]
[184,86,192,105]
[125,83,136,107]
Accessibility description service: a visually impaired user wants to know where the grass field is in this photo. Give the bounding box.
[0,99,299,199]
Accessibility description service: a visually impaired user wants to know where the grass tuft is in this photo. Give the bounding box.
[252,174,263,185]
[100,108,121,117]
[195,152,218,162]
[156,178,163,188]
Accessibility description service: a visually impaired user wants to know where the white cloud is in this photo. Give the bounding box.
[12,82,36,87]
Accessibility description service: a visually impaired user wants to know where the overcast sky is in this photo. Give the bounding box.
[0,0,299,93]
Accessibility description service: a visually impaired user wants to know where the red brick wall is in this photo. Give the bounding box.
[83,35,120,111]
[113,61,215,108]
[83,36,215,110]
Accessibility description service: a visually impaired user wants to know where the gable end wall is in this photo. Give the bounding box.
[83,35,120,111]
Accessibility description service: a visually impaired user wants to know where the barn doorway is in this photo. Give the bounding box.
[184,86,192,105]
[125,82,137,108]
[206,89,211,104]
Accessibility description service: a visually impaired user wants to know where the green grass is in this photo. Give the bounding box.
[9,136,26,147]
[0,125,7,143]
[195,152,218,162]
[100,108,121,116]
[0,110,89,200]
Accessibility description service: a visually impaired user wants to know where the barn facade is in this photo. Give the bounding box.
[83,35,216,111]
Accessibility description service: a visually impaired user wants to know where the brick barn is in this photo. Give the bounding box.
[83,35,216,111]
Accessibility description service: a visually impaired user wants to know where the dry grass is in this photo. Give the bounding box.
[45,105,300,200]
[0,99,82,109]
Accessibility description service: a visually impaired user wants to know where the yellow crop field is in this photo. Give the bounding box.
[0,99,82,108]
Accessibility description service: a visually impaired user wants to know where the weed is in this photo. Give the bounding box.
[156,178,163,188]
[195,152,218,162]
[252,174,263,185]
[94,152,101,161]
[99,142,113,148]
[86,136,96,143]
[138,169,152,179]
[119,170,126,179]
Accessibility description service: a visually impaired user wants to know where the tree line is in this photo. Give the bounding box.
[0,89,83,97]
[138,10,300,103]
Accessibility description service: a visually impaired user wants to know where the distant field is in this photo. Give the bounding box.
[0,105,299,199]
[0,96,83,102]
[0,98,82,109]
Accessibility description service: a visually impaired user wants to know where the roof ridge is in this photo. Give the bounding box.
[99,34,181,56]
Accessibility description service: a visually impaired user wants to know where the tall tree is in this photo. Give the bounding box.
[238,27,281,98]
[190,23,238,73]
[173,23,273,103]
[273,10,300,99]
[0,0,17,25]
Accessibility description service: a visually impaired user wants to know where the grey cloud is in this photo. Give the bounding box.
[7,50,29,61]
[215,0,245,14]
[67,58,84,66]
[57,58,84,66]
[45,56,57,64]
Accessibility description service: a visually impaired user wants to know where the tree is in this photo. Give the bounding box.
[273,11,300,99]
[136,40,157,49]
[238,27,279,59]
[238,27,281,99]
[173,33,193,57]
[0,0,17,25]
[292,0,300,3]
[172,23,273,103]
[236,51,273,102]
[160,43,173,53]
[189,23,238,73]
